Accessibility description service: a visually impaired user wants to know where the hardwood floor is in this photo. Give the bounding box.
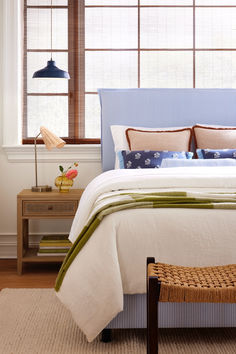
[0,259,60,290]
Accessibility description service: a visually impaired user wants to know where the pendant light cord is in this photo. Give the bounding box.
[51,0,52,60]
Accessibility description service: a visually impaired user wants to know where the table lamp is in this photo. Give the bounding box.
[32,126,66,192]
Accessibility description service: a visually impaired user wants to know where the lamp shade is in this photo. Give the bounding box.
[32,60,70,79]
[40,126,66,150]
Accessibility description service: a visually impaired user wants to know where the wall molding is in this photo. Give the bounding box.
[0,234,18,258]
[2,144,101,163]
[0,232,70,258]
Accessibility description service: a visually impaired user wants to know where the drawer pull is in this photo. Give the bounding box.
[48,205,53,211]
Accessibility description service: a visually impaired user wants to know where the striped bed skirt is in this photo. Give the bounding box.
[107,294,236,329]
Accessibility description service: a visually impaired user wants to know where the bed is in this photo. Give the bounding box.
[55,89,236,342]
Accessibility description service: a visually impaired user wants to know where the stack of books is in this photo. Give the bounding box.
[37,235,72,257]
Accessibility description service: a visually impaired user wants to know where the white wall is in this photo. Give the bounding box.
[0,1,102,257]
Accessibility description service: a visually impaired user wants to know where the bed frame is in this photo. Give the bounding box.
[98,88,236,333]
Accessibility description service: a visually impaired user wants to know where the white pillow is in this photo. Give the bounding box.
[111,125,192,169]
[161,158,236,168]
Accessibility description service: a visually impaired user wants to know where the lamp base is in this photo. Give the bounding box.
[31,185,52,192]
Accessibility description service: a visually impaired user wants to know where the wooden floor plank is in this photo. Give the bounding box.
[0,259,60,289]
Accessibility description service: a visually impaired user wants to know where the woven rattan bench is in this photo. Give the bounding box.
[146,257,236,354]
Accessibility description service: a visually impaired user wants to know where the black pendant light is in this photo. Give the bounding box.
[33,0,70,79]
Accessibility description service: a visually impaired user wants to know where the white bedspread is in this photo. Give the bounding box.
[56,167,236,341]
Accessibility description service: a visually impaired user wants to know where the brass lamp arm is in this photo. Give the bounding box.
[34,133,41,188]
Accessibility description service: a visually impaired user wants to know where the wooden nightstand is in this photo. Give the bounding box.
[17,189,84,275]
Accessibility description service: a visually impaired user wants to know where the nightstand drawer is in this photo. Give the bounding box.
[23,201,78,216]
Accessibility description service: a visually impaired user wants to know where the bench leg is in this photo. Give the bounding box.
[101,328,112,342]
[147,258,161,354]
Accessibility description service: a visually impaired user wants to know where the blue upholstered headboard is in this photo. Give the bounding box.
[98,88,236,172]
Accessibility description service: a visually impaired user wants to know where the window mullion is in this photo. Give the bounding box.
[23,0,28,140]
[193,0,196,88]
[138,0,140,88]
[68,0,78,140]
[78,0,85,140]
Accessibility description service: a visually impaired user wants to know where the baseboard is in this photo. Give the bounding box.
[0,233,69,258]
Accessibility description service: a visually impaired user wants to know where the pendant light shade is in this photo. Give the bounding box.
[33,60,70,79]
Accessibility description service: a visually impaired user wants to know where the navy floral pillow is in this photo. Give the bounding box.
[120,150,193,169]
[197,149,236,159]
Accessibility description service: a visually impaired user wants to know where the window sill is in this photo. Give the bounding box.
[2,144,101,163]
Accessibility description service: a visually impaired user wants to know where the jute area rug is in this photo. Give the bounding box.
[0,289,236,354]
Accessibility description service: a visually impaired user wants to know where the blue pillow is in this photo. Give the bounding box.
[120,150,193,169]
[197,149,236,159]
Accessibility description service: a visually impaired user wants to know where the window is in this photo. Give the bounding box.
[23,0,236,144]
[23,0,77,144]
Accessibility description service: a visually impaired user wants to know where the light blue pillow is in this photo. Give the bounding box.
[117,151,125,169]
[161,158,236,168]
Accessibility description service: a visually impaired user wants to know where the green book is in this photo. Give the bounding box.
[39,242,72,248]
[40,235,70,243]
[40,235,71,243]
[37,252,67,257]
[38,248,70,254]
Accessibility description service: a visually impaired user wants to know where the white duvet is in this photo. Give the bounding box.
[56,167,236,341]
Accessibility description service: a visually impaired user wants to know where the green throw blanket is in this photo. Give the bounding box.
[55,190,236,291]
